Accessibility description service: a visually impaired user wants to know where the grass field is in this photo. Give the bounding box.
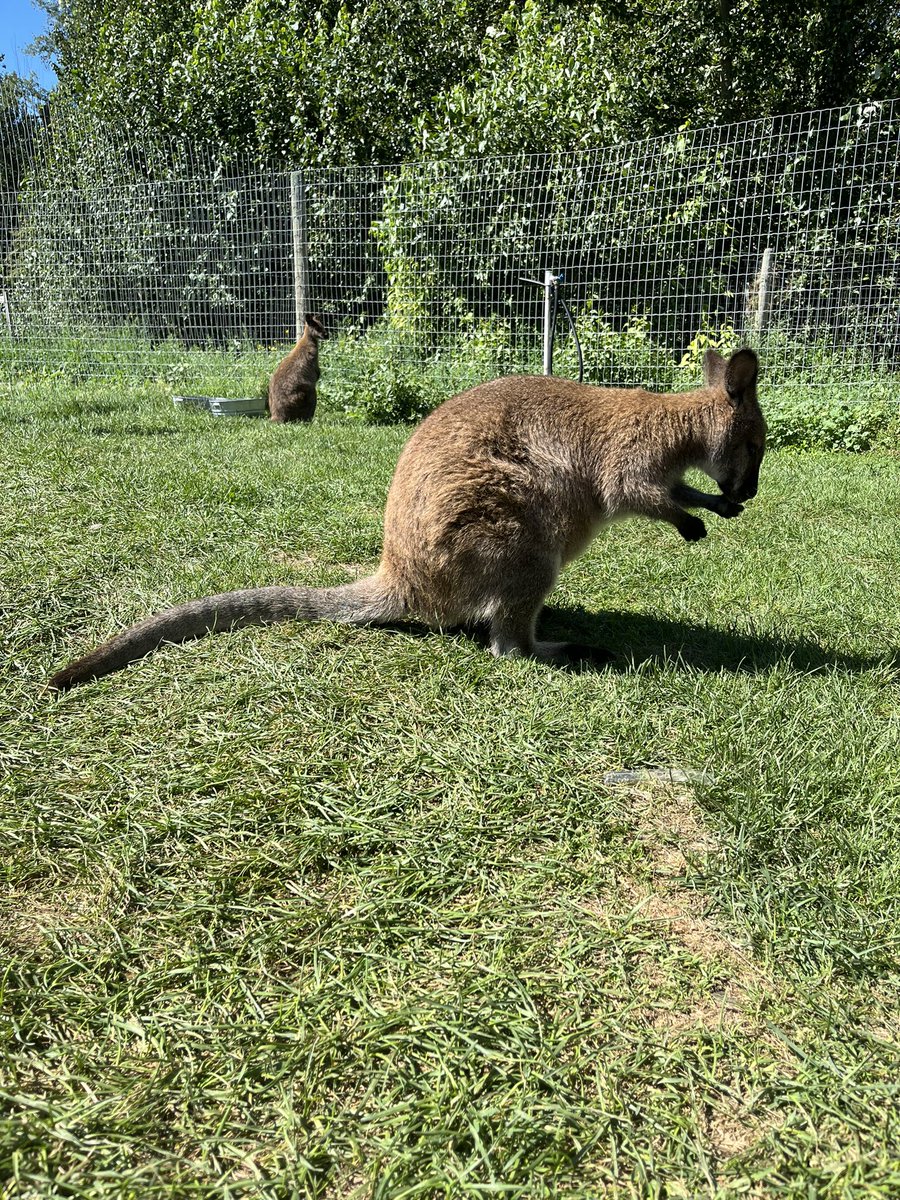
[1,380,899,1198]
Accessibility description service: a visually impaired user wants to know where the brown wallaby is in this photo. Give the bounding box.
[48,347,765,690]
[268,315,328,422]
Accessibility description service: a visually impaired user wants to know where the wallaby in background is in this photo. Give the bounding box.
[49,347,765,690]
[267,314,328,422]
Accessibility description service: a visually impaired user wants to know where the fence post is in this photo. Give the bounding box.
[0,290,13,339]
[290,170,308,342]
[752,247,773,336]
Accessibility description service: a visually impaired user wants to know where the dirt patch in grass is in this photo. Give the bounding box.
[702,1096,769,1163]
[594,782,795,1166]
[270,549,320,571]
[620,784,762,980]
[0,883,106,956]
[270,549,373,580]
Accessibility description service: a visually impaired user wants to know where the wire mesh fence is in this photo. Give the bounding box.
[1,94,899,393]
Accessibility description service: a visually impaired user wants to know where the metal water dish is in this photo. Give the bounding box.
[172,394,211,411]
[173,395,267,417]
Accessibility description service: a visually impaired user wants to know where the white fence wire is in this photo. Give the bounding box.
[1,98,899,392]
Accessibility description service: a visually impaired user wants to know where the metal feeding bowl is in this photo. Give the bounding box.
[173,395,268,417]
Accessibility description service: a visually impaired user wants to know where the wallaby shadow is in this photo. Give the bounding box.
[538,604,897,676]
[374,608,894,675]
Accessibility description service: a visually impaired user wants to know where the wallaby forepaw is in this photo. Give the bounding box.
[680,515,707,542]
[715,498,744,519]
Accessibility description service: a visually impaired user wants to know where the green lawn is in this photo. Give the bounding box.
[1,381,899,1198]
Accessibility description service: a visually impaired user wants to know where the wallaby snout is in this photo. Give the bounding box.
[717,455,761,504]
[304,314,329,341]
[731,472,759,504]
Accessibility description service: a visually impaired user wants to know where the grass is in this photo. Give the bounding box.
[1,379,899,1198]
[5,323,899,447]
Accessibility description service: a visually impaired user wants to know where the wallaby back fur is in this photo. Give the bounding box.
[268,314,328,422]
[49,347,765,689]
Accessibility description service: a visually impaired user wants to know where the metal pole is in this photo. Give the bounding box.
[290,170,308,342]
[542,269,555,375]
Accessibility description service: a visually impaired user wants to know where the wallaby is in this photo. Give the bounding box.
[48,347,765,690]
[268,314,328,422]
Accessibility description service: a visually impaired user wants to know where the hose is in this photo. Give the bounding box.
[554,282,584,384]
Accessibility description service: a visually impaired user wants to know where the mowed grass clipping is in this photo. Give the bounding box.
[1,380,900,1199]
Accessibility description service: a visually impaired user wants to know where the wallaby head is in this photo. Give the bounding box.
[50,353,767,690]
[302,314,329,343]
[700,347,766,505]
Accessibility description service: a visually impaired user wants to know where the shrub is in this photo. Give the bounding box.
[348,359,439,425]
[764,386,900,452]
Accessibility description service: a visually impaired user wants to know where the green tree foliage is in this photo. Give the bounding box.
[0,69,48,269]
[11,0,899,381]
[31,0,900,165]
[419,0,900,157]
[0,69,47,193]
[33,0,512,165]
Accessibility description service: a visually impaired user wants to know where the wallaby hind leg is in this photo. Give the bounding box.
[488,610,553,660]
[489,609,612,667]
[485,554,611,667]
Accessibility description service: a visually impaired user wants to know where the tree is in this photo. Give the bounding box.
[0,67,48,193]
[33,0,516,166]
[31,0,900,166]
[0,67,49,277]
[417,0,900,159]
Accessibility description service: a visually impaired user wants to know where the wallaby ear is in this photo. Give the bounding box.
[702,349,726,388]
[723,348,758,406]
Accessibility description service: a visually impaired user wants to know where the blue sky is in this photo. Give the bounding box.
[1,0,57,90]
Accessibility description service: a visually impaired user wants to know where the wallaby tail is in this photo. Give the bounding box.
[48,575,400,691]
